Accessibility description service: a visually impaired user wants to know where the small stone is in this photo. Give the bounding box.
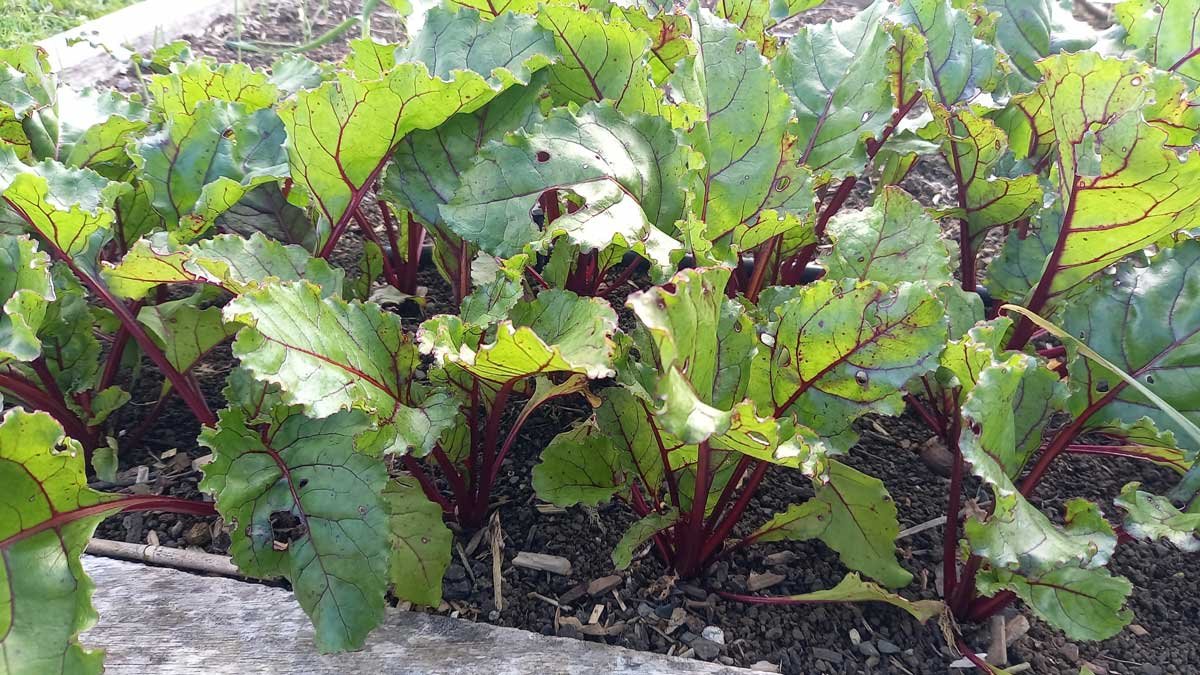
[1005,614,1031,645]
[683,584,708,601]
[877,639,901,655]
[168,520,184,538]
[488,610,500,621]
[920,436,954,476]
[866,656,880,669]
[701,626,725,645]
[588,574,622,597]
[813,647,844,665]
[654,603,676,619]
[444,564,467,582]
[692,638,721,661]
[637,602,655,618]
[747,571,786,592]
[764,551,797,565]
[765,626,783,640]
[815,661,831,673]
[1139,665,1165,675]
[858,641,880,658]
[122,513,144,544]
[1128,623,1150,637]
[183,521,211,546]
[849,628,862,645]
[1059,643,1080,663]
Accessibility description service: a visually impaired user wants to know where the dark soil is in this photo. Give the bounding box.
[82,2,1200,674]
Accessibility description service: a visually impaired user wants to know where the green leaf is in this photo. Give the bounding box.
[225,281,454,455]
[1116,0,1200,89]
[1029,53,1200,303]
[281,56,547,239]
[595,386,683,498]
[822,187,953,285]
[0,408,123,675]
[0,234,53,362]
[747,498,831,544]
[441,102,687,262]
[985,207,1059,304]
[713,0,824,51]
[1062,240,1200,456]
[406,6,556,85]
[613,507,679,569]
[200,404,390,653]
[146,60,278,117]
[612,3,693,84]
[767,573,944,622]
[671,6,796,247]
[384,72,547,230]
[0,149,121,273]
[813,460,911,588]
[976,566,1132,641]
[772,0,894,179]
[137,299,236,374]
[1088,418,1192,474]
[751,279,946,452]
[103,232,344,301]
[419,289,618,382]
[538,4,660,115]
[1115,481,1200,552]
[627,267,755,411]
[385,475,453,607]
[960,357,1115,575]
[983,0,1095,93]
[54,88,148,178]
[133,102,287,240]
[926,103,1042,255]
[533,423,624,506]
[891,0,999,106]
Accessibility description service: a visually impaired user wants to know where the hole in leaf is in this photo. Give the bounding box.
[1096,380,1110,393]
[535,150,551,162]
[1146,375,1155,384]
[1131,76,1142,86]
[297,478,309,488]
[269,510,307,545]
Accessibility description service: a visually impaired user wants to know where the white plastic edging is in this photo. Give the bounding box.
[36,0,235,86]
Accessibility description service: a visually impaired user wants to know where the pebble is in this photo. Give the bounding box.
[858,641,880,658]
[701,626,725,645]
[878,639,901,655]
[1139,666,1165,675]
[444,564,467,582]
[682,584,708,601]
[637,602,655,618]
[183,521,211,546]
[1059,643,1080,663]
[765,626,783,640]
[692,638,721,661]
[813,647,844,664]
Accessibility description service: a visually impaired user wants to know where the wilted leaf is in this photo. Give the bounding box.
[1115,481,1200,552]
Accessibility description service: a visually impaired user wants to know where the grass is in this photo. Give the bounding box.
[0,0,141,48]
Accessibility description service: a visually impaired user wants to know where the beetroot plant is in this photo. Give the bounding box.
[6,0,1200,671]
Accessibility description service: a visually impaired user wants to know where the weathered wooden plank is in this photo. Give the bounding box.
[36,0,233,86]
[83,556,755,674]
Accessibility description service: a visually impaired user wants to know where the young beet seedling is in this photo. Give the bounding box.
[534,267,946,594]
[414,256,620,528]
